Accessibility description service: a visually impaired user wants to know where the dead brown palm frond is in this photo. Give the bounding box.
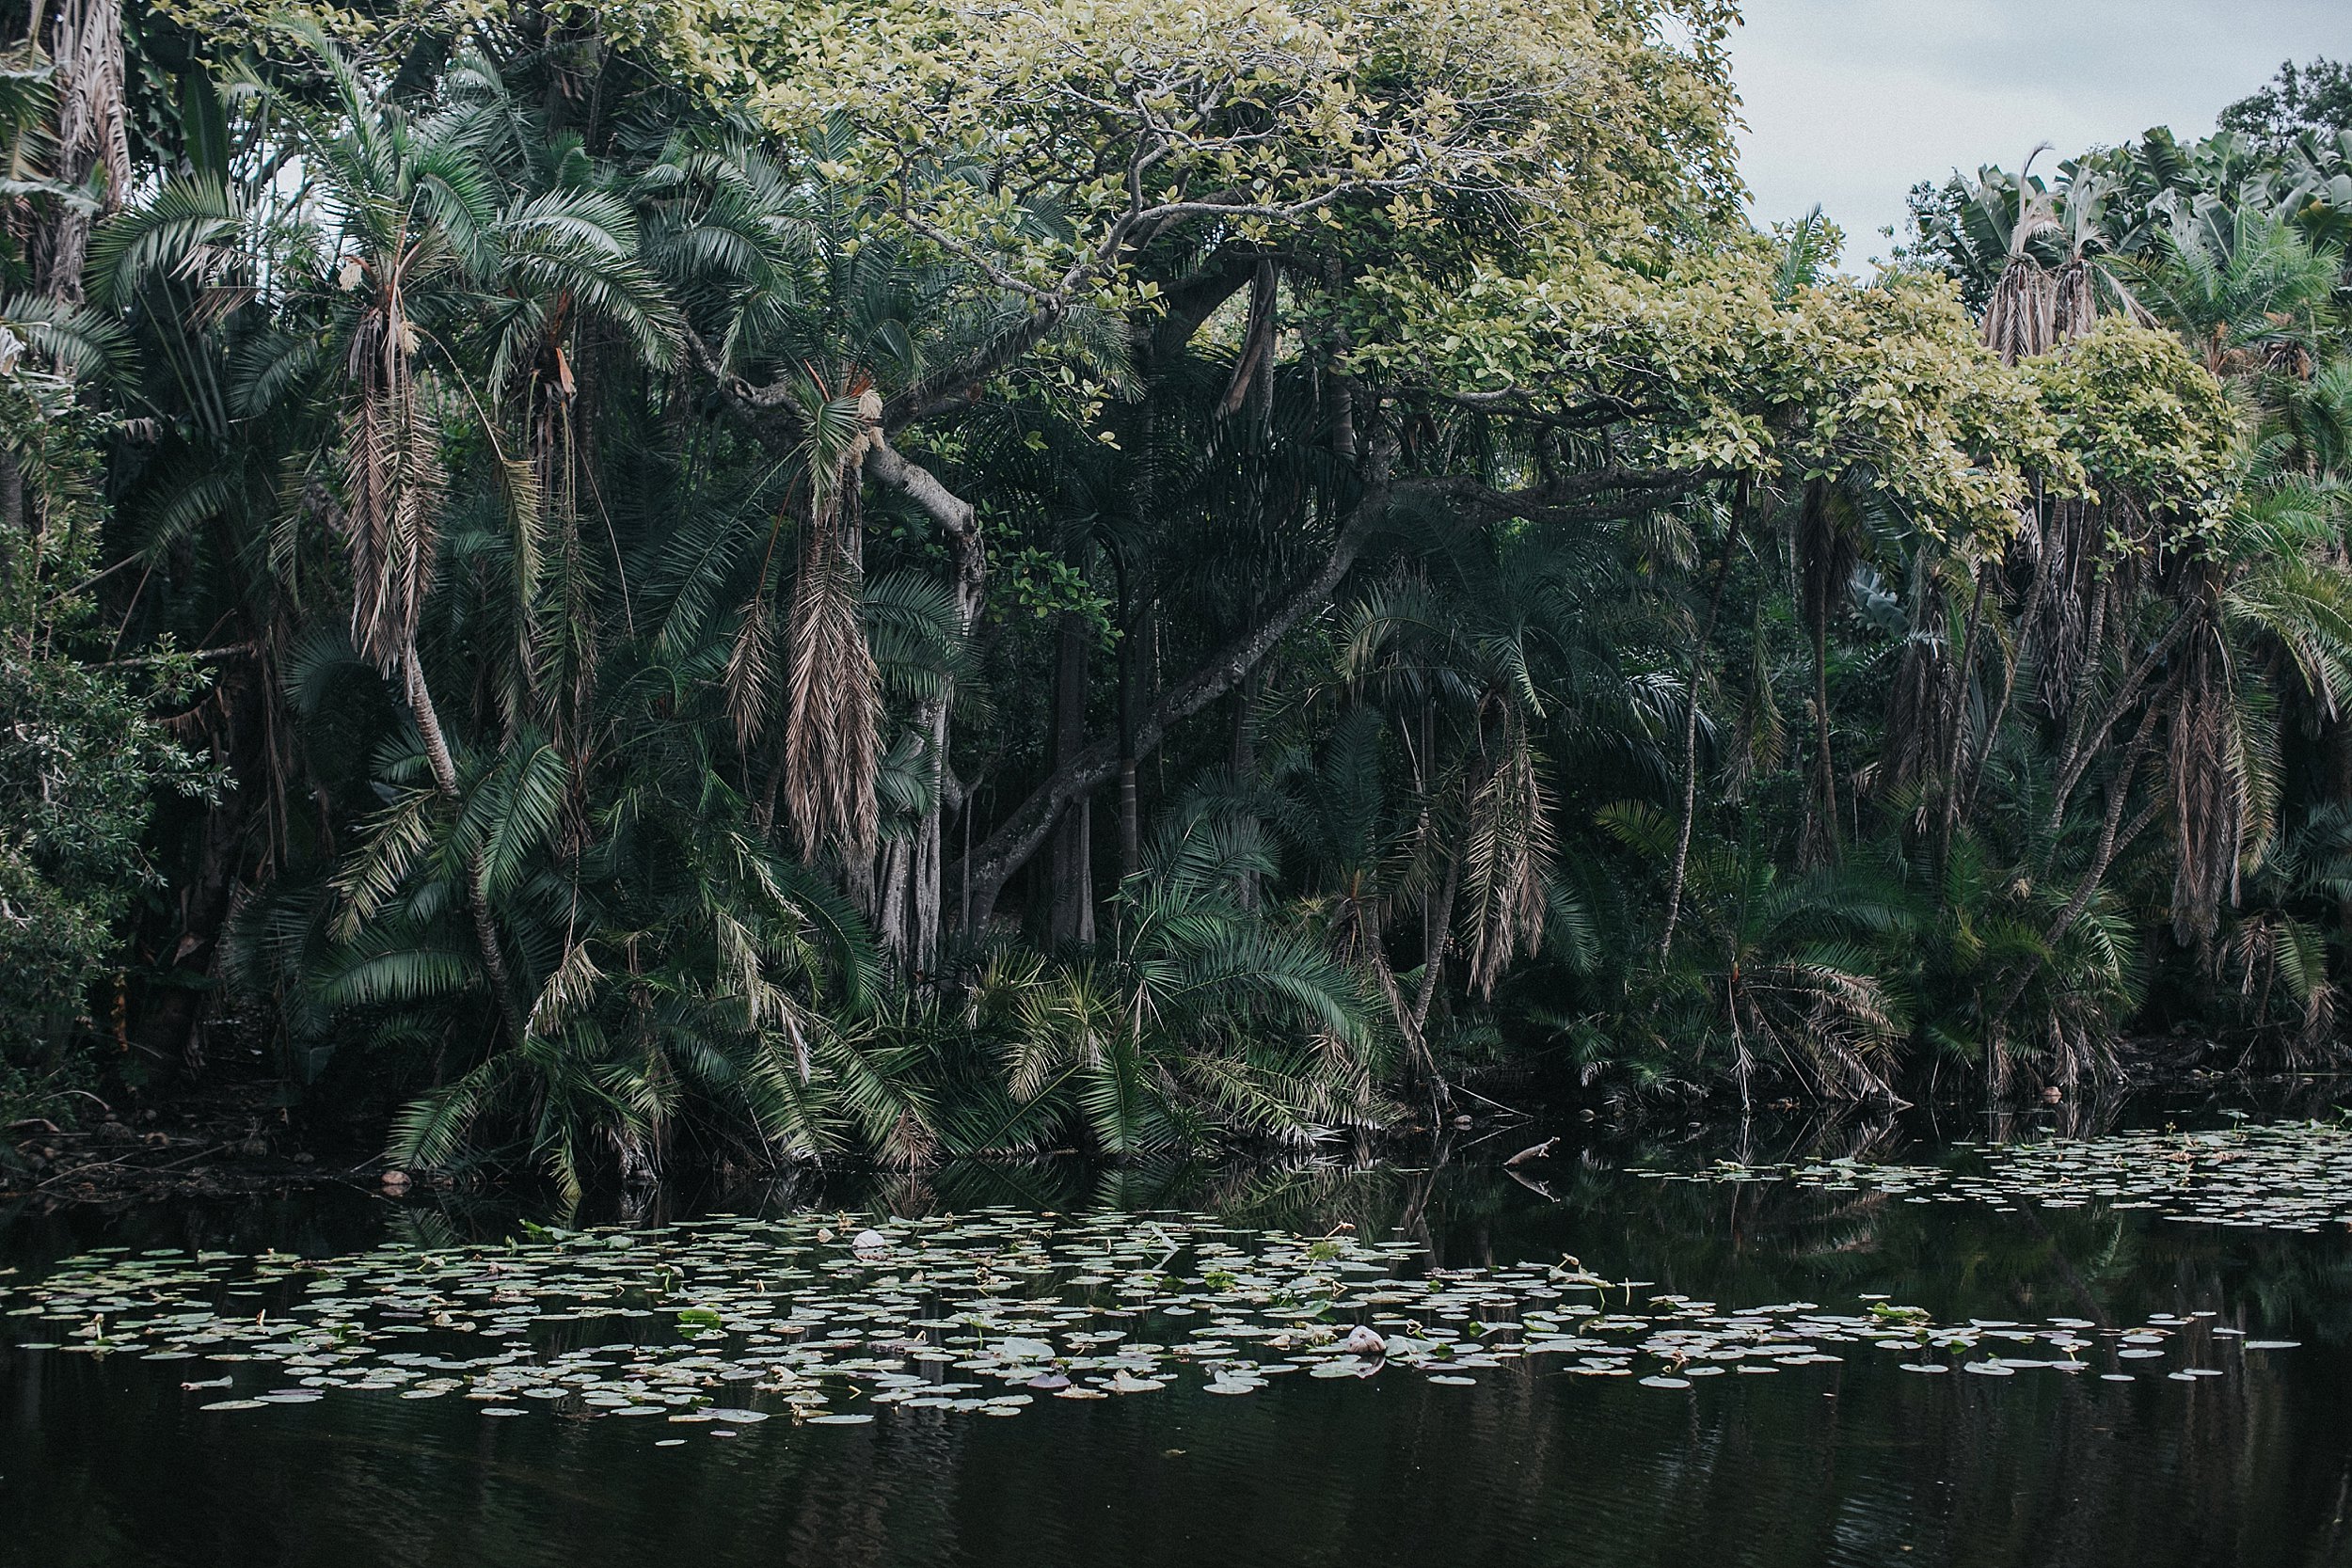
[2052,180,2153,345]
[527,935,605,1038]
[2052,255,2099,344]
[1462,706,1552,999]
[780,381,885,863]
[1733,958,1902,1104]
[1983,252,2059,365]
[514,331,606,768]
[727,588,777,752]
[1879,628,1947,800]
[2166,610,2267,958]
[786,515,880,860]
[1880,548,1983,808]
[339,296,445,675]
[33,0,132,300]
[2021,493,2122,725]
[1980,147,2064,364]
[492,448,548,733]
[2224,912,2338,1068]
[2065,255,2159,337]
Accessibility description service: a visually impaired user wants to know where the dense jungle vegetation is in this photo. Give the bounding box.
[3,0,2350,1188]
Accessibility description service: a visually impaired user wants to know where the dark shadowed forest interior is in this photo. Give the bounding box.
[5,0,2352,1195]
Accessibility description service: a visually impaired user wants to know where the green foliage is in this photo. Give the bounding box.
[999,548,1118,644]
[2219,57,2352,150]
[29,10,2352,1186]
[2024,320,2246,537]
[0,365,212,1123]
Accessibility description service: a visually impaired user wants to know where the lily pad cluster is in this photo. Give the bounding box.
[1643,1121,2352,1232]
[0,1206,2297,1434]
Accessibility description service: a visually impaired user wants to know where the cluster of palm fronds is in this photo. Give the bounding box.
[9,12,2352,1186]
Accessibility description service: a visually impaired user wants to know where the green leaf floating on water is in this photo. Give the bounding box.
[3,1130,2324,1443]
[1643,1121,2352,1234]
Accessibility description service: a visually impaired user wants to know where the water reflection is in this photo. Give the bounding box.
[4,1096,2352,1568]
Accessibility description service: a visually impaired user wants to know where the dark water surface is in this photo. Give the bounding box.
[7,1102,2352,1568]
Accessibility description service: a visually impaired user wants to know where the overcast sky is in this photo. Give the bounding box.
[1732,0,2350,266]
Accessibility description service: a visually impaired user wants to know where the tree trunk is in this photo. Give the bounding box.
[952,487,1389,931]
[405,651,520,1023]
[1229,657,1261,911]
[1047,610,1095,944]
[1117,605,1148,888]
[863,437,983,968]
[1804,604,1839,867]
[1661,496,1743,957]
[1935,563,1991,875]
[1114,384,1153,898]
[2333,715,2352,942]
[875,716,955,982]
[133,659,262,1070]
[1796,479,1843,868]
[1415,698,1437,962]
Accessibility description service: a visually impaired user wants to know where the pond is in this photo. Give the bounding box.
[6,1101,2352,1568]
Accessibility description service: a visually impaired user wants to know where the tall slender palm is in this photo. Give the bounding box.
[249,26,682,1021]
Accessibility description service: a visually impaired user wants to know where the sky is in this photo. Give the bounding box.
[1731,0,2350,267]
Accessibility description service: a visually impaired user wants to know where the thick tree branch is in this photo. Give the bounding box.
[951,485,1392,928]
[862,438,976,537]
[882,302,1069,431]
[1439,388,1664,431]
[2045,600,2201,838]
[1415,467,1720,525]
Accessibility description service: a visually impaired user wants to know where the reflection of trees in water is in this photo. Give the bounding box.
[9,1110,2352,1568]
[16,1101,2350,1354]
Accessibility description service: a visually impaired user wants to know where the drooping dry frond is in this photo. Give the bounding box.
[1983,256,2059,365]
[1980,151,2066,365]
[779,386,886,863]
[339,302,445,673]
[726,589,777,752]
[1463,710,1553,998]
[783,522,881,863]
[2168,619,2260,955]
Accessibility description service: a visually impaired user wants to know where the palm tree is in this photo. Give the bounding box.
[1602,802,1915,1106]
[637,125,1009,962]
[242,26,684,1022]
[2130,207,2343,381]
[962,795,1388,1158]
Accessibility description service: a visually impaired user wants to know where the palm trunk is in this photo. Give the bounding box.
[1114,570,1146,895]
[1966,515,2053,826]
[134,655,262,1070]
[1405,842,1461,1118]
[1230,657,1261,911]
[1804,606,1838,867]
[1936,563,1991,875]
[1796,479,1842,868]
